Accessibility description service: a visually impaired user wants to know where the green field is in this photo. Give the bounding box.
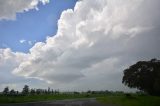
[0,93,103,104]
[97,95,160,106]
[0,93,160,106]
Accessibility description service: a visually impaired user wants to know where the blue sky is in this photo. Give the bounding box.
[0,0,77,52]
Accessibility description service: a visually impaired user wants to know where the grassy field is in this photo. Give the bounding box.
[97,95,160,106]
[0,93,104,104]
[0,93,160,106]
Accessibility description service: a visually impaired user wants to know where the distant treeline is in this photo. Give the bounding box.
[0,85,60,96]
[0,85,133,96]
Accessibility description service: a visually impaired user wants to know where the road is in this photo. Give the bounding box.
[0,98,115,106]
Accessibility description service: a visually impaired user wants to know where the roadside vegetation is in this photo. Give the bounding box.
[1,88,160,106]
[97,95,160,106]
[0,85,111,103]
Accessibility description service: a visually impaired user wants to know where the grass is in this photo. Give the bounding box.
[97,95,160,106]
[1,93,160,105]
[0,93,104,104]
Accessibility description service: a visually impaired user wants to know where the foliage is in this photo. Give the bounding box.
[22,85,29,95]
[2,87,9,95]
[98,95,160,106]
[0,85,116,103]
[30,89,36,95]
[9,89,16,96]
[122,59,160,96]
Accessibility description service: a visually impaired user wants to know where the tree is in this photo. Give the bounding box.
[30,89,36,95]
[36,89,42,95]
[122,59,160,96]
[10,89,16,96]
[3,86,9,95]
[22,85,30,95]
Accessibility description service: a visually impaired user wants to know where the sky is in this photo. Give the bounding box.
[0,0,77,52]
[0,0,160,92]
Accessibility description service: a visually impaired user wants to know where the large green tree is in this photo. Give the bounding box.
[122,59,160,96]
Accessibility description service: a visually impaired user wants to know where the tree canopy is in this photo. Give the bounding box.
[122,59,160,96]
[22,85,29,95]
[3,86,9,95]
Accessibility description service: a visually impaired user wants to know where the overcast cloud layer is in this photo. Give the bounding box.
[0,0,160,91]
[0,0,49,20]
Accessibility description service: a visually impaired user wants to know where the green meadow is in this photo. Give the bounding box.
[0,93,103,104]
[97,95,160,106]
[0,93,160,106]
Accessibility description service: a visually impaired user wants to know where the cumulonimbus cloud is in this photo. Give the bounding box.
[1,0,160,91]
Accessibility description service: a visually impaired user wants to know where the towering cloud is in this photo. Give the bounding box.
[0,0,49,20]
[1,0,160,91]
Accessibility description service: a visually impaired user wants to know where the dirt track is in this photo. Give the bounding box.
[0,98,115,106]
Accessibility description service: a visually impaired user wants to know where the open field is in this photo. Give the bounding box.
[97,95,160,106]
[0,94,105,104]
[0,93,160,106]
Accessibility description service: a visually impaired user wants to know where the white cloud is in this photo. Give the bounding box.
[19,39,35,45]
[19,39,26,44]
[1,0,160,91]
[0,48,27,87]
[0,48,46,91]
[0,0,50,20]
